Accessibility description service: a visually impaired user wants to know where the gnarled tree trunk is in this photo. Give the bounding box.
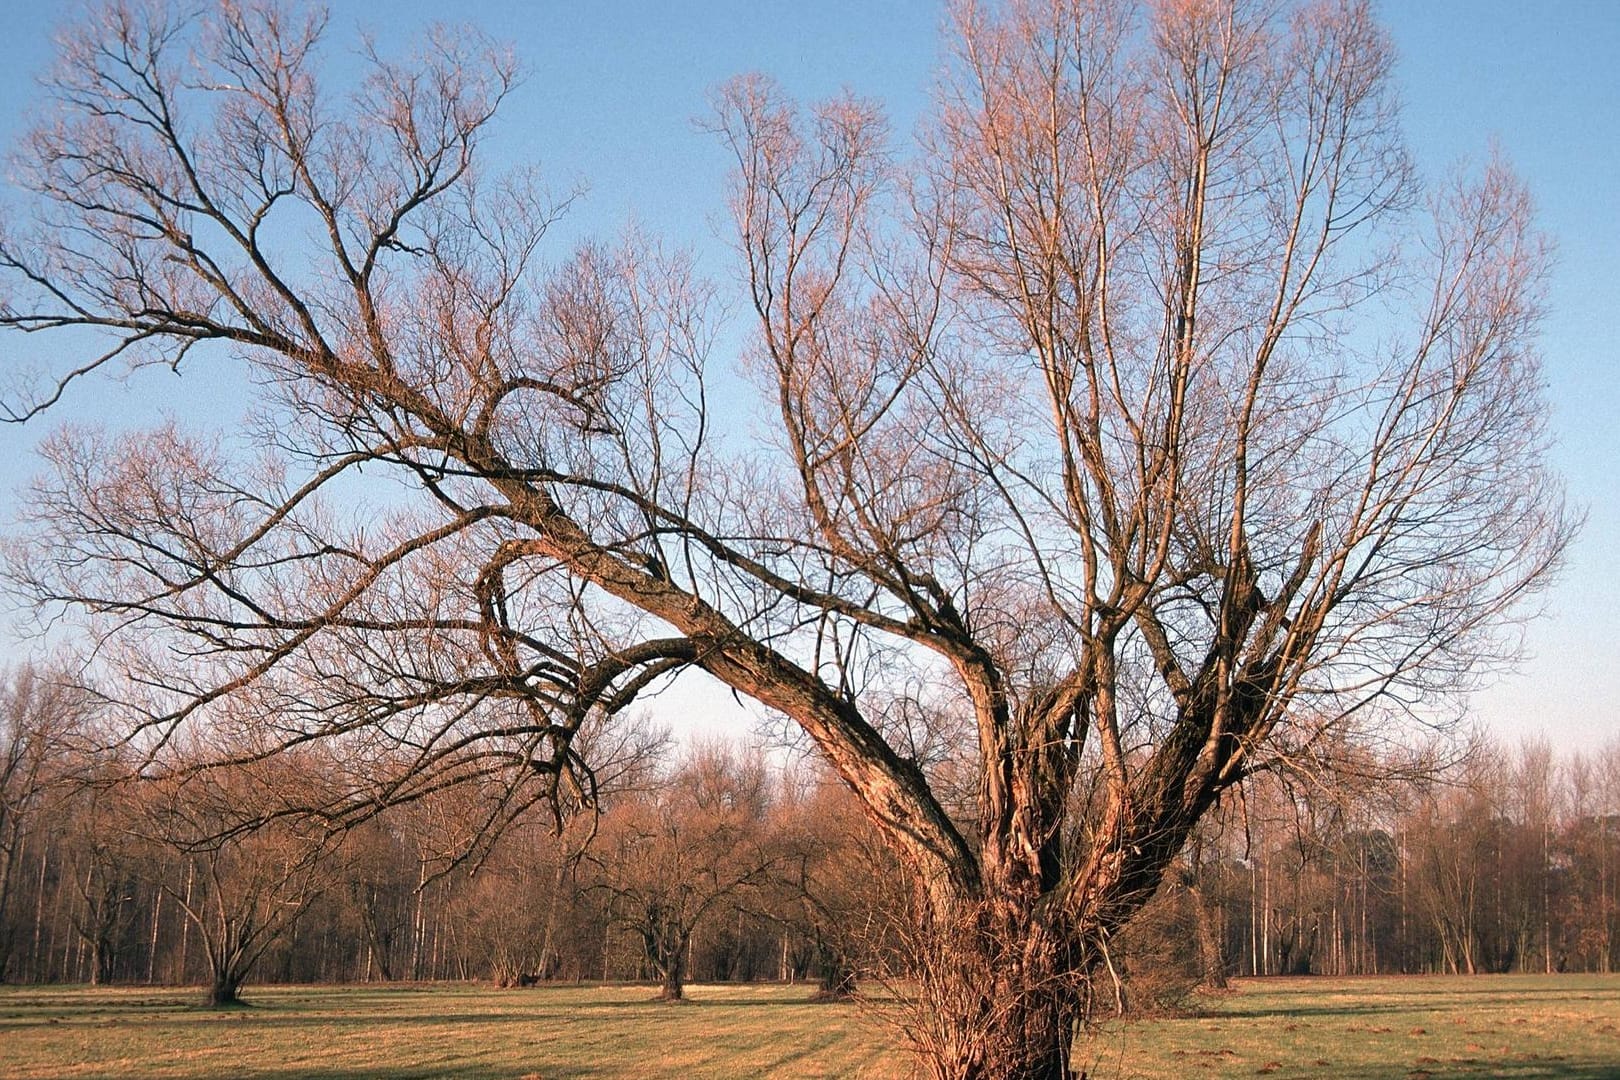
[207,971,244,1007]
[811,934,858,1001]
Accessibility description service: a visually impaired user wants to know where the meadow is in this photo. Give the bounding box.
[0,975,1616,1079]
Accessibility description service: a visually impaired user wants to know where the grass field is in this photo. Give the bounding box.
[1084,975,1620,1079]
[0,975,1616,1079]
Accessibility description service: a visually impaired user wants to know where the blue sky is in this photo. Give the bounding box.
[0,1,1614,750]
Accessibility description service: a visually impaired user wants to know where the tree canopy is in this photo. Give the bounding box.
[0,1,1572,1076]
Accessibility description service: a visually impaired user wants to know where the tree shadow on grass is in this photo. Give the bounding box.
[1201,990,1619,1021]
[562,993,842,1010]
[1252,1065,1620,1080]
[1201,1000,1446,1020]
[3,1005,602,1036]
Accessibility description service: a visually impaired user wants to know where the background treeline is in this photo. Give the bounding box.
[1174,737,1619,984]
[2,665,1616,998]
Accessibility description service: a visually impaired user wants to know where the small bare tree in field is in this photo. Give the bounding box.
[0,0,1572,1074]
[771,768,905,1000]
[590,742,779,1001]
[139,753,347,1006]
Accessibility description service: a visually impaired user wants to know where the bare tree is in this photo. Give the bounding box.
[139,754,347,1006]
[771,765,904,1000]
[589,742,779,1001]
[340,818,413,982]
[1594,741,1620,972]
[0,0,1571,1075]
[60,785,144,985]
[1178,817,1230,990]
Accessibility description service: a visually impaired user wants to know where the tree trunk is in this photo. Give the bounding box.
[812,937,857,1001]
[207,971,243,1007]
[1188,882,1230,990]
[1183,833,1229,990]
[652,924,689,1002]
[906,896,1083,1080]
[537,858,566,981]
[657,952,686,1002]
[0,824,19,981]
[360,886,396,982]
[176,861,193,984]
[97,935,116,986]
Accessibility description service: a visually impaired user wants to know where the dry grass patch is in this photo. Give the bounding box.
[2,974,1617,1078]
[0,982,902,1079]
[1079,974,1620,1079]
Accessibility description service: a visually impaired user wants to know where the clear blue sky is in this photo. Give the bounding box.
[0,2,1614,750]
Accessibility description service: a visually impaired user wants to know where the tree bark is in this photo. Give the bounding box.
[1189,882,1230,990]
[657,951,686,1002]
[207,971,243,1007]
[908,898,1083,1080]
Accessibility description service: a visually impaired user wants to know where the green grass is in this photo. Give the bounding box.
[0,975,1616,1079]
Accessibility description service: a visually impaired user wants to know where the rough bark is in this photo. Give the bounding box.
[207,972,244,1008]
[905,893,1083,1080]
[1188,882,1230,991]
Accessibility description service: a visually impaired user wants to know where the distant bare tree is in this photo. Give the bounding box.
[139,753,347,1006]
[590,742,779,1001]
[340,819,413,982]
[0,0,1572,1074]
[771,767,903,1000]
[61,784,144,985]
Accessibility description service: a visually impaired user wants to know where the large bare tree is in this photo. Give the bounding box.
[0,0,1571,1075]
